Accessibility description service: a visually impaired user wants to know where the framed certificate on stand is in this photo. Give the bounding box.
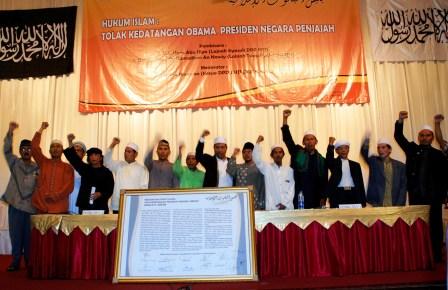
[113,187,257,283]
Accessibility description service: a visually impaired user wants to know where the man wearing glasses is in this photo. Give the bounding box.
[1,122,39,271]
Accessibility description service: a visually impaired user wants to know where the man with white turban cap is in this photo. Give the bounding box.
[125,142,139,153]
[281,109,327,209]
[394,111,448,262]
[103,137,148,213]
[65,134,87,214]
[195,130,232,187]
[31,122,74,214]
[360,132,406,207]
[173,144,204,189]
[326,136,366,208]
[334,140,350,149]
[253,135,294,211]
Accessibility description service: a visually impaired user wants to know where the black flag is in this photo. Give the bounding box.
[0,6,77,79]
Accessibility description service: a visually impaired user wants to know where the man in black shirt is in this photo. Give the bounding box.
[64,139,114,214]
[281,109,327,208]
[394,111,448,262]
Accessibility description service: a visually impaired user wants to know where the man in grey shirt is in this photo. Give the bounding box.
[227,142,265,210]
[1,122,39,271]
[145,139,179,189]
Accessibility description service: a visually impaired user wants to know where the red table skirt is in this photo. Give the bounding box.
[29,227,117,279]
[257,218,433,279]
[28,218,433,280]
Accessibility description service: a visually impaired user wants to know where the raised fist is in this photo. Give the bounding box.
[111,137,120,147]
[8,121,18,132]
[329,137,336,145]
[256,135,264,144]
[232,148,240,157]
[398,111,408,121]
[40,122,49,130]
[67,133,75,142]
[201,130,210,138]
[363,130,371,141]
[434,114,444,124]
[283,109,291,118]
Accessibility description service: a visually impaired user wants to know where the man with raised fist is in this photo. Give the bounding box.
[394,111,448,262]
[31,122,74,214]
[2,122,39,271]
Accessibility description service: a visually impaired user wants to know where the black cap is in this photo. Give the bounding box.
[87,147,102,156]
[19,139,31,148]
[242,142,254,151]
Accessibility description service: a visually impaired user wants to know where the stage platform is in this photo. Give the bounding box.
[0,255,445,290]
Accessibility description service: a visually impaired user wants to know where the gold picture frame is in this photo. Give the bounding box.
[113,187,258,283]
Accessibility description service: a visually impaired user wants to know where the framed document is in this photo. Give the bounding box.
[113,187,258,283]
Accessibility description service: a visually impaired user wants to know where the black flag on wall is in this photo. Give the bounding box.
[0,6,77,79]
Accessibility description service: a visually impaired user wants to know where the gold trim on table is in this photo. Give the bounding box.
[31,214,118,236]
[254,205,430,231]
[30,205,430,235]
[59,214,118,236]
[31,214,64,235]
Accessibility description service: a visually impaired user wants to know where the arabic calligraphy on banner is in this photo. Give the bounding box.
[80,0,368,112]
[228,0,324,8]
[367,0,448,61]
[0,6,77,79]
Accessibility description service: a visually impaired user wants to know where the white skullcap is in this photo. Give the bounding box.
[187,152,195,157]
[270,144,283,151]
[50,139,63,146]
[377,138,392,147]
[73,141,86,152]
[126,142,139,152]
[334,140,350,149]
[213,136,227,145]
[303,130,316,137]
[419,125,434,133]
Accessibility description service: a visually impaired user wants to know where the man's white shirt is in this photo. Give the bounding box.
[253,144,294,210]
[104,148,149,211]
[337,158,355,187]
[217,157,233,187]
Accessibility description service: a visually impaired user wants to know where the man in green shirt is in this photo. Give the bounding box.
[173,144,205,188]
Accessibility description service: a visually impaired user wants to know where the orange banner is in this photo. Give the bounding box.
[80,0,369,112]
